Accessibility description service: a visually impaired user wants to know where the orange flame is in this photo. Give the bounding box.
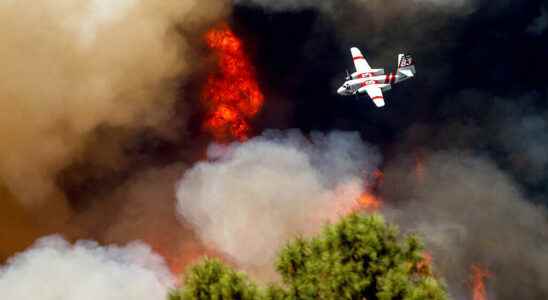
[356,193,382,212]
[471,264,492,300]
[353,169,385,212]
[202,25,264,142]
[331,191,382,217]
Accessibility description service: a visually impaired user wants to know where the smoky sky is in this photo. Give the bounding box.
[1,1,548,299]
[232,0,548,197]
[229,1,548,299]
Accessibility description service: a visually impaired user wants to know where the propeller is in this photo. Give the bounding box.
[345,69,351,80]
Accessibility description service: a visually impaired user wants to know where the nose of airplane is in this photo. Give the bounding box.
[337,87,345,95]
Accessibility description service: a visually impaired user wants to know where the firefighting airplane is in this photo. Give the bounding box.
[337,47,416,107]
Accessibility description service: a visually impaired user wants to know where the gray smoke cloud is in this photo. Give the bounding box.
[0,0,229,226]
[418,90,548,190]
[0,236,173,300]
[376,90,548,299]
[382,153,548,300]
[175,130,380,277]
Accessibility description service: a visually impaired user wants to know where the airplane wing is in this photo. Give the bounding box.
[350,47,371,73]
[363,86,385,107]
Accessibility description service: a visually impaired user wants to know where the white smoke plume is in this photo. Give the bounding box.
[0,0,228,224]
[175,130,380,275]
[0,236,173,300]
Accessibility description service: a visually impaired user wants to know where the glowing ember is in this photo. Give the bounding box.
[202,24,264,142]
[416,251,433,275]
[471,264,492,300]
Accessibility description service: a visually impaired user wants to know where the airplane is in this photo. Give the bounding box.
[337,47,416,107]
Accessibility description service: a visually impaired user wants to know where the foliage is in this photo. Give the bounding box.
[170,214,448,300]
[169,258,261,300]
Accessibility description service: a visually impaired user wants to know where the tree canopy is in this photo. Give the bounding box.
[170,213,448,300]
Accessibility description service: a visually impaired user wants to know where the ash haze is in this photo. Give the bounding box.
[0,236,173,300]
[176,131,380,277]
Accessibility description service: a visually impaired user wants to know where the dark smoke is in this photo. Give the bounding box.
[234,0,548,299]
[382,153,548,299]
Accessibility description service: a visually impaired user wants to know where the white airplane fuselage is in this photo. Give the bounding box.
[337,71,408,96]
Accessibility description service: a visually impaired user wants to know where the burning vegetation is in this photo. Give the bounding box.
[202,25,264,142]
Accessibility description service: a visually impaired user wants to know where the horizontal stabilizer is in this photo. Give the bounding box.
[399,68,415,78]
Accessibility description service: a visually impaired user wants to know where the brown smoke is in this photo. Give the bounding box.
[70,164,214,275]
[0,0,229,258]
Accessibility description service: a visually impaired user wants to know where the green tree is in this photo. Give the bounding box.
[170,214,448,300]
[169,258,261,300]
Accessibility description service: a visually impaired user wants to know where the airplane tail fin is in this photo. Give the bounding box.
[397,54,416,78]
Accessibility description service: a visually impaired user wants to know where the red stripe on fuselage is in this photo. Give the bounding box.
[372,96,384,100]
[357,72,375,78]
[353,56,366,60]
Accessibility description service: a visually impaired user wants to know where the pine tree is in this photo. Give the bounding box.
[170,258,261,300]
[170,214,449,300]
